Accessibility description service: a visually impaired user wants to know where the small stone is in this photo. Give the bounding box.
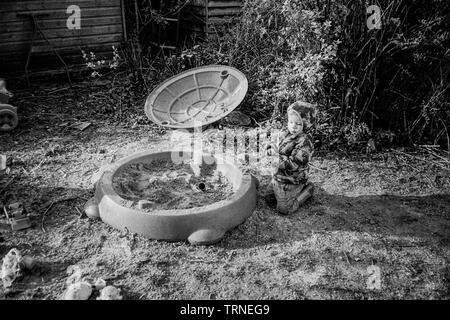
[94,278,107,290]
[167,171,179,179]
[63,282,92,300]
[21,256,36,270]
[97,286,122,300]
[66,265,83,286]
[84,198,100,219]
[1,248,23,288]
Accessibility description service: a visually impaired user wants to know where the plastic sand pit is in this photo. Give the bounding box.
[85,151,257,245]
[112,159,234,212]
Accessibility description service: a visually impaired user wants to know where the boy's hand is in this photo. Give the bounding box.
[278,155,288,170]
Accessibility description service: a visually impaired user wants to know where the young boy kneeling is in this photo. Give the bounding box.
[272,101,316,215]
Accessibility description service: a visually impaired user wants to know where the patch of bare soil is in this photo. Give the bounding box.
[0,82,449,300]
[113,160,233,211]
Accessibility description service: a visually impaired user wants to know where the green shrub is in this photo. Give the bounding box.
[333,0,450,148]
[124,0,449,148]
[194,0,449,148]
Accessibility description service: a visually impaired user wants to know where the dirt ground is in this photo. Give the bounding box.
[0,81,449,300]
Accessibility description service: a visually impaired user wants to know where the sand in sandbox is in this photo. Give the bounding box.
[112,159,234,212]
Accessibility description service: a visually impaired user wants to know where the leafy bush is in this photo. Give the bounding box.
[194,0,449,148]
[332,0,450,148]
[118,0,450,148]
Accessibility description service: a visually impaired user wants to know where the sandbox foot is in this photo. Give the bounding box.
[84,197,100,219]
[188,229,225,246]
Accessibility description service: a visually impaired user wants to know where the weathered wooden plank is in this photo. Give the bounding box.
[208,1,243,8]
[1,7,121,22]
[0,33,123,54]
[0,44,120,62]
[0,0,124,75]
[0,0,120,13]
[0,16,123,33]
[183,3,242,22]
[0,25,123,43]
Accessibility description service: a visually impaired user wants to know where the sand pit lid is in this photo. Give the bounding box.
[144,65,248,129]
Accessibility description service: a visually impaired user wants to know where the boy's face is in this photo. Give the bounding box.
[287,113,303,135]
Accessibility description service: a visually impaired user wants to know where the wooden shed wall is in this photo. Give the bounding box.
[0,0,125,76]
[181,0,243,40]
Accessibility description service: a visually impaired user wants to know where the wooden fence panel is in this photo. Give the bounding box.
[0,0,125,76]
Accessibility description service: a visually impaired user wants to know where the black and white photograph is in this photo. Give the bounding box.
[0,0,449,306]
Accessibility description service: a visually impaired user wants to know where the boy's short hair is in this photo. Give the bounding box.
[287,101,317,130]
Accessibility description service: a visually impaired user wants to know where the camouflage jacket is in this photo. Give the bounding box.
[274,130,314,185]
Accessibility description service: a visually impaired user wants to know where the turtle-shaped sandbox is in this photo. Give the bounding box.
[85,65,257,245]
